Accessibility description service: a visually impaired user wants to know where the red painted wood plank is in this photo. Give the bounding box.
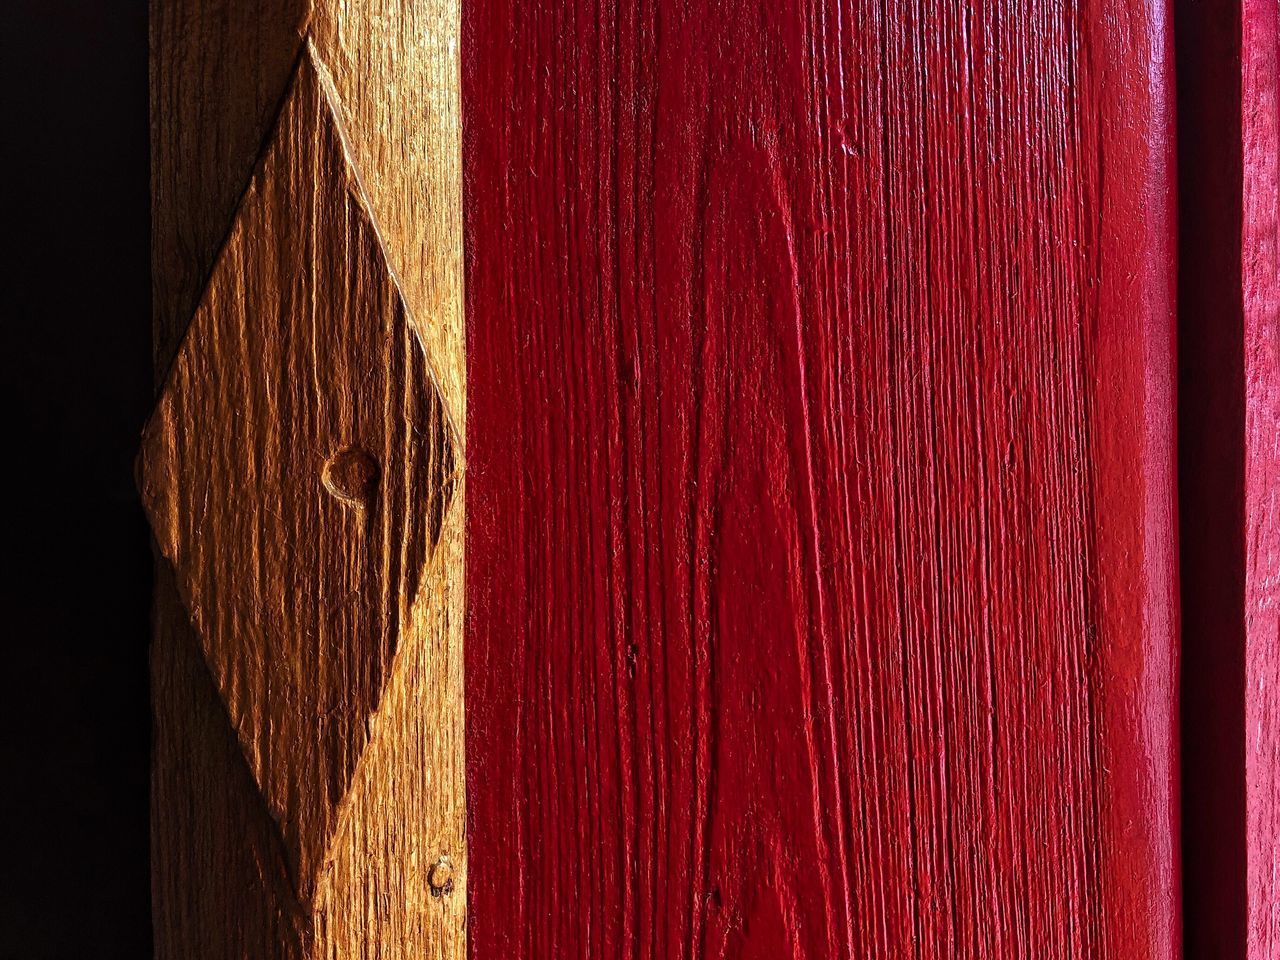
[464,1,1179,956]
[1243,0,1279,952]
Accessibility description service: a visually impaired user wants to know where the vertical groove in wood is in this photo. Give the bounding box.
[1177,0,1279,955]
[147,3,465,959]
[463,0,1179,956]
[1175,0,1248,952]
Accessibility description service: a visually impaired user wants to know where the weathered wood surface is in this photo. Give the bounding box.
[1177,0,1279,955]
[1242,5,1280,951]
[463,0,1179,958]
[146,3,465,958]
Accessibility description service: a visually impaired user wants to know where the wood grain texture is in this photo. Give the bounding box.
[150,0,309,374]
[1244,3,1274,957]
[1242,5,1279,952]
[147,3,465,958]
[463,0,1179,957]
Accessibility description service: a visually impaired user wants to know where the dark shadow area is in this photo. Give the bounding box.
[1175,1,1248,957]
[0,2,153,957]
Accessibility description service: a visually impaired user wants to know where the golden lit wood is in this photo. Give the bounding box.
[145,4,464,959]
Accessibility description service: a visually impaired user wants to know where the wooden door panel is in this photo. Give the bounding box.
[463,0,1179,957]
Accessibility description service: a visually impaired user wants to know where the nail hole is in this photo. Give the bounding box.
[322,446,379,507]
[428,856,454,897]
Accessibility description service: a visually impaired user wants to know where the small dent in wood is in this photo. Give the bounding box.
[427,856,454,897]
[322,446,379,508]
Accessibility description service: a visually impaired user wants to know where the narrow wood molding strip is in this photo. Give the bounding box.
[147,3,465,958]
[1241,6,1280,950]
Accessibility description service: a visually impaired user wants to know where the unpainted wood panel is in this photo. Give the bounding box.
[150,0,309,369]
[142,56,457,902]
[148,4,466,958]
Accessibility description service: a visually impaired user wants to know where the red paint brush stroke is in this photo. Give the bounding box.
[464,0,1179,956]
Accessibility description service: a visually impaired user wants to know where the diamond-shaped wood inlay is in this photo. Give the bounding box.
[138,55,457,901]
